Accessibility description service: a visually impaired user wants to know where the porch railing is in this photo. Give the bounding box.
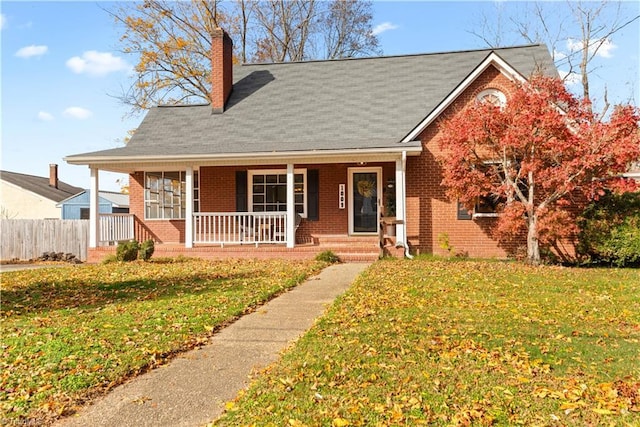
[193,212,287,246]
[99,213,135,245]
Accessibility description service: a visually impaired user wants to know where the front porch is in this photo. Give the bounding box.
[78,148,419,263]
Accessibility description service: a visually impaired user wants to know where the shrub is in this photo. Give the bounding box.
[578,191,640,267]
[138,239,155,262]
[116,240,139,262]
[315,250,340,264]
[101,254,118,264]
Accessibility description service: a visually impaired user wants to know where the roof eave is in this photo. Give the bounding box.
[65,145,423,172]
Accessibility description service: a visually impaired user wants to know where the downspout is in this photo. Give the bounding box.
[401,151,413,259]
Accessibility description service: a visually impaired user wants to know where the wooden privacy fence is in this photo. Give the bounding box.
[0,219,89,261]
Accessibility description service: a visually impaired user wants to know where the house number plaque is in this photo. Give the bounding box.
[338,184,345,209]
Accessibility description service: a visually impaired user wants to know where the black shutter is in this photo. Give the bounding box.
[236,170,248,212]
[307,169,319,221]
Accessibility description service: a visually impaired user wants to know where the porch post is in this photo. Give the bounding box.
[286,163,295,248]
[185,167,194,248]
[395,153,406,247]
[89,167,99,248]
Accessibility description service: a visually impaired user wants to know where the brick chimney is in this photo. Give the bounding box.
[49,164,58,188]
[211,28,233,113]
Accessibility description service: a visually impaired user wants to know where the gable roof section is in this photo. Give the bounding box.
[0,170,84,203]
[66,44,555,167]
[401,51,533,142]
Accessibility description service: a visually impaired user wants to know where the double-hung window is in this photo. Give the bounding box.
[249,169,306,217]
[144,171,199,219]
[457,161,507,220]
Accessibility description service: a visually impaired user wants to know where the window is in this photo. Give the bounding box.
[471,161,507,219]
[457,201,472,220]
[473,193,505,217]
[249,169,306,217]
[144,171,199,219]
[476,88,506,108]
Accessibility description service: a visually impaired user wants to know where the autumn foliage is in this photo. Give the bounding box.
[438,75,640,264]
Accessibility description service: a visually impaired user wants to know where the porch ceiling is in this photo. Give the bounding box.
[65,144,422,173]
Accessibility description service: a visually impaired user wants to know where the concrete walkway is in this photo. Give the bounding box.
[56,263,368,427]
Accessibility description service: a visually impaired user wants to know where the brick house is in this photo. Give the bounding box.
[65,29,557,262]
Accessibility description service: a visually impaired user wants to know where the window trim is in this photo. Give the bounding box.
[248,168,308,218]
[470,160,506,219]
[476,88,507,108]
[143,170,199,220]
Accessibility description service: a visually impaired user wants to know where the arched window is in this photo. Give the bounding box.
[476,88,506,108]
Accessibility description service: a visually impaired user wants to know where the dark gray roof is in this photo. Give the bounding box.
[67,44,555,160]
[0,170,84,202]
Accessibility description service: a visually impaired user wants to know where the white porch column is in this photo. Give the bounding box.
[89,167,99,248]
[286,163,295,248]
[185,167,194,248]
[395,153,407,247]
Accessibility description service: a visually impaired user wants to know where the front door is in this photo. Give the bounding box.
[349,167,382,234]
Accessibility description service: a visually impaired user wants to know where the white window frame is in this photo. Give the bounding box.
[476,88,507,108]
[471,160,505,219]
[248,169,307,218]
[144,171,199,220]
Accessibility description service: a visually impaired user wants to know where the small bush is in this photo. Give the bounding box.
[138,239,155,261]
[578,191,640,267]
[101,254,118,264]
[315,250,340,264]
[116,240,139,262]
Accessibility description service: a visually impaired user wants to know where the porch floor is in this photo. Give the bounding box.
[89,235,404,263]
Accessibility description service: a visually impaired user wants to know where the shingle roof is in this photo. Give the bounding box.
[67,44,555,160]
[98,191,129,207]
[0,170,84,203]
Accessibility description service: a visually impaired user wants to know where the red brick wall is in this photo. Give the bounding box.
[129,164,395,244]
[405,66,518,258]
[199,163,394,240]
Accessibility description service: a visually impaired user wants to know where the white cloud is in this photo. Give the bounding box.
[66,51,131,77]
[372,22,399,36]
[558,69,581,86]
[63,107,93,120]
[37,111,54,121]
[1,13,7,30]
[15,45,48,59]
[566,37,617,59]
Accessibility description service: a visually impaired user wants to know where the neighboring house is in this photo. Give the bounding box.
[57,190,129,219]
[0,165,83,219]
[66,29,558,259]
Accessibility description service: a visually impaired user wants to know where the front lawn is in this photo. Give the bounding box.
[215,259,640,426]
[0,258,324,425]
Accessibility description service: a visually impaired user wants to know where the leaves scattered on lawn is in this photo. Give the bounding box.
[0,258,324,425]
[215,259,640,426]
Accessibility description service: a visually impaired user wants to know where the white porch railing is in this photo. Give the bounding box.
[99,213,135,245]
[193,212,288,246]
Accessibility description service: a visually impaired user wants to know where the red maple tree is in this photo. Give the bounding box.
[438,75,640,265]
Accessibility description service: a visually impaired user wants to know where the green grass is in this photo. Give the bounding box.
[215,258,640,426]
[0,258,325,425]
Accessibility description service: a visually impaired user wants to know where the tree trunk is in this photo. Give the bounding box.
[527,214,541,266]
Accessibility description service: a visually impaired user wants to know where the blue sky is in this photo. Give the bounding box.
[1,1,638,191]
